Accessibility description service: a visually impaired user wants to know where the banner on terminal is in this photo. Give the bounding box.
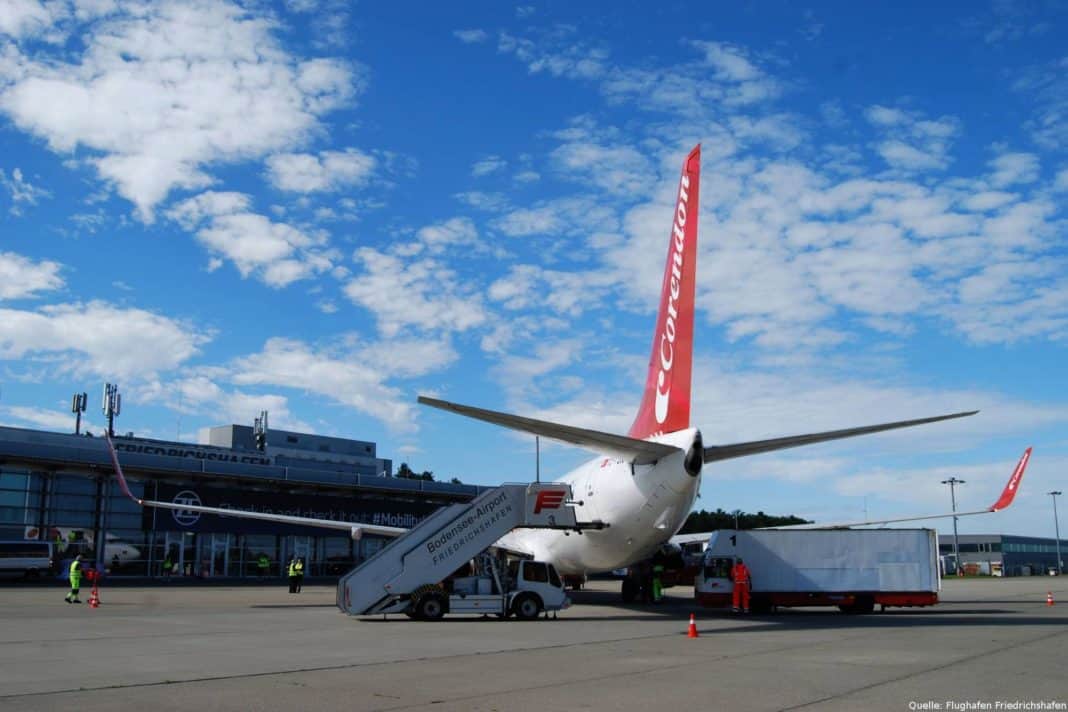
[147,483,440,536]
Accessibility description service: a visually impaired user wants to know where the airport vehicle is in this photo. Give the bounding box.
[383,552,569,621]
[104,144,1002,584]
[694,529,941,613]
[0,540,53,579]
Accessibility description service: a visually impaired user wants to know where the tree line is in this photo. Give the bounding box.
[679,508,809,532]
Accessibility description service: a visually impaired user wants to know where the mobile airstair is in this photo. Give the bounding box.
[336,482,600,616]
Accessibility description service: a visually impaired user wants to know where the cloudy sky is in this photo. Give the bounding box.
[1,1,1066,538]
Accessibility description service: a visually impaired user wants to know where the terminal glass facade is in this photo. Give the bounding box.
[0,463,401,579]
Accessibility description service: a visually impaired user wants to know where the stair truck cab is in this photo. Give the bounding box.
[695,529,940,614]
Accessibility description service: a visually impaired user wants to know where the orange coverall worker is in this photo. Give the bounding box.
[731,560,751,612]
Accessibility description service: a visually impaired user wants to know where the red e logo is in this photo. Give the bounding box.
[533,490,566,514]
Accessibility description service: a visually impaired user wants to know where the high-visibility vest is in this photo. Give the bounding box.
[162,558,172,571]
[295,561,304,575]
[288,560,297,576]
[258,555,269,570]
[69,559,82,581]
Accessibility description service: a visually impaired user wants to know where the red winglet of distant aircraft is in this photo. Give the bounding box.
[988,446,1030,511]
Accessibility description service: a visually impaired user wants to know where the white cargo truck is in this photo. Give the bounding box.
[695,529,940,613]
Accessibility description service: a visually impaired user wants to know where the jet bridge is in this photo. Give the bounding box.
[336,483,599,616]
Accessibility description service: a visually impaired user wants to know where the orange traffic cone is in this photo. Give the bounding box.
[88,586,100,609]
[1047,591,1055,607]
[687,613,699,638]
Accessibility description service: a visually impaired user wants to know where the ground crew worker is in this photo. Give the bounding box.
[652,563,664,603]
[287,556,298,593]
[162,555,173,578]
[731,557,752,613]
[294,557,305,593]
[65,554,83,604]
[257,553,270,579]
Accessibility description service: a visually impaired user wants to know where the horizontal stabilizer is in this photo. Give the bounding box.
[418,396,681,465]
[703,411,978,463]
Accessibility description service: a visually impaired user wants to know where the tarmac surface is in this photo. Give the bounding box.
[0,577,1065,712]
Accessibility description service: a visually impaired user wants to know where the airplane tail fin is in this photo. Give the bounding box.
[629,144,701,439]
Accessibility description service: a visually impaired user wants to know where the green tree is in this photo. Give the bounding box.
[678,508,809,533]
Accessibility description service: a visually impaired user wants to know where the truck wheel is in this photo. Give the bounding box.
[749,596,772,614]
[512,593,543,620]
[621,578,637,603]
[852,595,875,614]
[416,593,446,621]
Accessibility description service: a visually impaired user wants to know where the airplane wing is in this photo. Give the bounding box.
[418,396,681,465]
[702,411,978,462]
[766,447,1032,529]
[104,435,407,540]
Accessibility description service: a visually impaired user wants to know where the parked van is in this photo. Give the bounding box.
[0,541,53,580]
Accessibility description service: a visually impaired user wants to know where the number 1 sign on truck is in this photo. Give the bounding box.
[694,529,940,614]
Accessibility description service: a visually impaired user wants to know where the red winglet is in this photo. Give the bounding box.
[988,447,1031,512]
[105,434,142,504]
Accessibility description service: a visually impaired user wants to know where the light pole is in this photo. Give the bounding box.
[1050,491,1063,575]
[942,477,965,576]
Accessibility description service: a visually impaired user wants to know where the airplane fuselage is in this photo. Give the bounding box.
[499,428,703,575]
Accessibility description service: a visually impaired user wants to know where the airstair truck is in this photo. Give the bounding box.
[337,483,598,620]
[695,529,940,613]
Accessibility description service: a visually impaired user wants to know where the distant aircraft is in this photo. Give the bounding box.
[105,144,1000,577]
[48,527,142,568]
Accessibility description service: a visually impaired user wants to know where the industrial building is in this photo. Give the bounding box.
[0,423,482,579]
[938,534,1065,576]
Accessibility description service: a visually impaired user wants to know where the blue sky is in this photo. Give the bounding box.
[1,1,1066,538]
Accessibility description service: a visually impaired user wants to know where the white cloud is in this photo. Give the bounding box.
[1054,168,1068,192]
[266,148,376,193]
[415,217,479,254]
[865,106,959,173]
[0,251,64,299]
[453,29,487,44]
[497,31,608,81]
[228,336,456,431]
[167,191,334,287]
[0,0,65,40]
[987,152,1040,187]
[0,0,360,219]
[471,155,506,177]
[0,405,96,432]
[344,248,486,337]
[0,167,50,213]
[0,300,209,378]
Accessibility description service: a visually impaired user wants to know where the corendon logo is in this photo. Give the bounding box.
[654,172,692,424]
[533,490,567,514]
[1007,449,1029,491]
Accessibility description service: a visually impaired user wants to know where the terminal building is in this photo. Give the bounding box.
[938,534,1065,576]
[0,423,483,579]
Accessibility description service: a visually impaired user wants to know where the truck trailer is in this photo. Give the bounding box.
[695,529,940,613]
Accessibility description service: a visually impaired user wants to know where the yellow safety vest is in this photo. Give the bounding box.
[288,561,297,576]
[295,561,304,575]
[69,559,82,580]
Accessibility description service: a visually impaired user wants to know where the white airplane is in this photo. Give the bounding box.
[104,144,1020,578]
